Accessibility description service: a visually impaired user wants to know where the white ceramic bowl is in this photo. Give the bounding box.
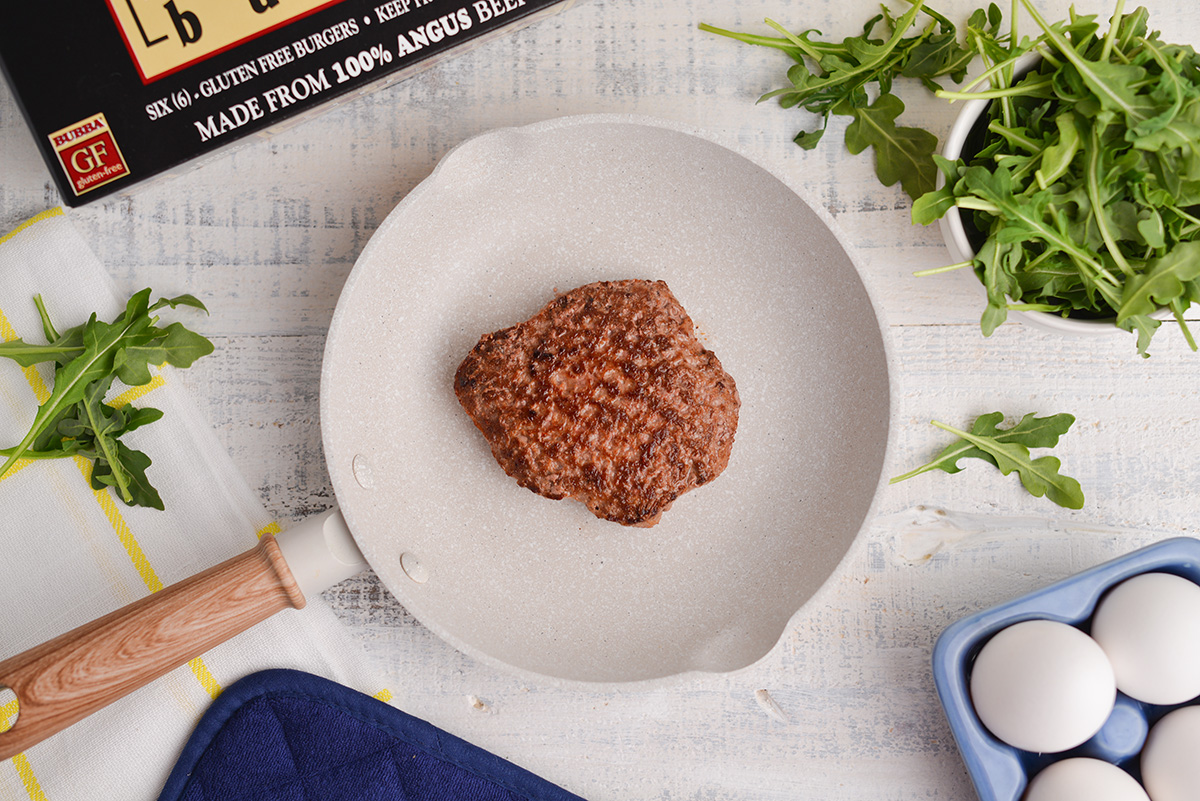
[937,63,1164,337]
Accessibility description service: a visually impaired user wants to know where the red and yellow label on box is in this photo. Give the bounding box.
[105,0,347,82]
[48,114,130,196]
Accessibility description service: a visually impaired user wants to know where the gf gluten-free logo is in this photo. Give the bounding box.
[48,114,131,196]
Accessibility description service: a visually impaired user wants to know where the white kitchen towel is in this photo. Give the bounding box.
[0,208,389,800]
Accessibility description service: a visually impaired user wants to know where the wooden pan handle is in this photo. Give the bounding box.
[0,535,305,761]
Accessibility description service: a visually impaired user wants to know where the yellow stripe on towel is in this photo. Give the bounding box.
[372,689,394,703]
[0,208,63,247]
[11,754,48,801]
[188,658,223,700]
[109,373,166,409]
[0,699,17,734]
[0,459,34,484]
[73,456,164,594]
[74,467,224,699]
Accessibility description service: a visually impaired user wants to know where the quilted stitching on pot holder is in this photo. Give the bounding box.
[158,670,587,801]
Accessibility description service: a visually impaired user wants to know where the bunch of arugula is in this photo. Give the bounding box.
[704,0,1200,355]
[916,0,1200,355]
[0,289,213,509]
[891,411,1084,508]
[700,0,1000,200]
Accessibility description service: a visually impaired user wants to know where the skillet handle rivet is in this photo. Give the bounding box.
[352,454,375,489]
[400,552,428,584]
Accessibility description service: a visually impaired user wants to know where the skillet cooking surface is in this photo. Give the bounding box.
[321,116,891,684]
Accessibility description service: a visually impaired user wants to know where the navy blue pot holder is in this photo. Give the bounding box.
[158,669,587,801]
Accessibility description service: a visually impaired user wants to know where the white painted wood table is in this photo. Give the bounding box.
[3,0,1199,797]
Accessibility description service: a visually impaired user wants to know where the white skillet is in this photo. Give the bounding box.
[0,115,893,759]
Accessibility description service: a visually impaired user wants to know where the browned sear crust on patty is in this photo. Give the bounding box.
[454,279,739,526]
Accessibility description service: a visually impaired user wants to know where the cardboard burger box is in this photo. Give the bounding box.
[0,0,574,206]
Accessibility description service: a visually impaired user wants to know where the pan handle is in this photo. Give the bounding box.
[274,507,369,599]
[0,509,366,761]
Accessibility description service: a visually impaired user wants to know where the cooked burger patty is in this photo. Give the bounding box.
[454,279,740,526]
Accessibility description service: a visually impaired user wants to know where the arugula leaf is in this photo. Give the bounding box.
[977,237,1020,335]
[0,289,212,509]
[114,322,214,386]
[902,23,973,83]
[891,411,1076,479]
[793,127,827,150]
[150,294,208,315]
[0,440,89,462]
[891,412,1084,509]
[701,0,976,201]
[912,155,965,224]
[1118,241,1200,322]
[79,375,135,503]
[1035,112,1082,189]
[33,295,60,343]
[123,406,165,433]
[845,94,939,199]
[0,302,154,480]
[0,338,82,368]
[934,420,1084,508]
[91,441,164,511]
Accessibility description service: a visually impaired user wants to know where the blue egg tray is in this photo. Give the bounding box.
[932,537,1200,801]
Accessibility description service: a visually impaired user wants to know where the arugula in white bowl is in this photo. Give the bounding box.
[921,0,1200,355]
[705,0,1200,355]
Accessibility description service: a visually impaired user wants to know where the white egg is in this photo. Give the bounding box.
[1141,705,1200,801]
[1091,573,1200,705]
[970,619,1115,753]
[1024,758,1150,801]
